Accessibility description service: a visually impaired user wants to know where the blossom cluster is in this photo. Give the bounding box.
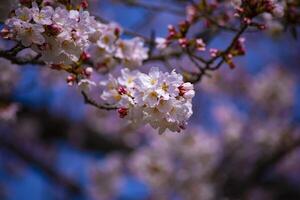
[0,58,19,95]
[88,154,124,200]
[3,1,148,69]
[130,132,219,200]
[100,67,195,134]
[249,66,295,111]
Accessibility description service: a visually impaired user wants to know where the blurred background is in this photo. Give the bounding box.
[0,0,300,200]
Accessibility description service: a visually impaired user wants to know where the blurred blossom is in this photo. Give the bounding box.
[0,58,19,96]
[249,66,296,112]
[262,13,284,36]
[200,68,249,95]
[0,103,19,122]
[87,154,124,200]
[252,118,290,151]
[212,103,245,142]
[129,130,219,200]
[16,48,39,60]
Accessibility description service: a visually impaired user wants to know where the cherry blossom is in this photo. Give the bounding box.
[4,2,148,68]
[100,67,195,133]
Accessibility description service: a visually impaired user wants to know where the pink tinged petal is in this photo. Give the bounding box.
[32,24,45,32]
[32,33,45,45]
[157,100,173,113]
[184,90,195,99]
[149,67,160,78]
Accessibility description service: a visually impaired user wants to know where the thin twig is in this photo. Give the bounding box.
[81,91,117,111]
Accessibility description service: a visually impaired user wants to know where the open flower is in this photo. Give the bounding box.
[17,23,45,46]
[100,67,194,134]
[32,2,54,25]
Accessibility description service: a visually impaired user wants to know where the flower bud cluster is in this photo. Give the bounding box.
[100,67,195,134]
[155,21,206,53]
[225,37,246,69]
[233,0,285,20]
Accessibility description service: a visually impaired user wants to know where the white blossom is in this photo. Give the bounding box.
[32,2,54,25]
[129,131,219,200]
[155,37,167,50]
[272,2,285,18]
[115,37,149,68]
[16,23,45,47]
[100,67,194,133]
[4,4,148,67]
[15,7,32,22]
[88,155,124,200]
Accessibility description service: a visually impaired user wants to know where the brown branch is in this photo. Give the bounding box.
[146,49,183,62]
[81,91,118,111]
[188,24,249,83]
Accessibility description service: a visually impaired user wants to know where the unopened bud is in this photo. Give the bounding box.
[67,75,76,86]
[118,86,127,95]
[118,107,128,118]
[196,38,206,51]
[178,38,189,48]
[209,48,219,57]
[46,24,62,36]
[84,67,93,77]
[179,20,190,33]
[80,0,89,9]
[80,51,90,61]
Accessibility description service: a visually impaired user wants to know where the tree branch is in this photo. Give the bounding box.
[0,134,82,197]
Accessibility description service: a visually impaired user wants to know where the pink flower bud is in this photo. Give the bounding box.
[179,20,190,33]
[167,25,177,39]
[186,5,198,22]
[46,24,62,36]
[0,28,11,39]
[196,38,206,51]
[243,17,252,25]
[178,38,189,48]
[178,82,195,99]
[80,0,89,9]
[118,107,128,118]
[84,67,93,77]
[210,48,219,57]
[114,27,121,37]
[80,51,91,61]
[66,75,76,86]
[118,86,127,95]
